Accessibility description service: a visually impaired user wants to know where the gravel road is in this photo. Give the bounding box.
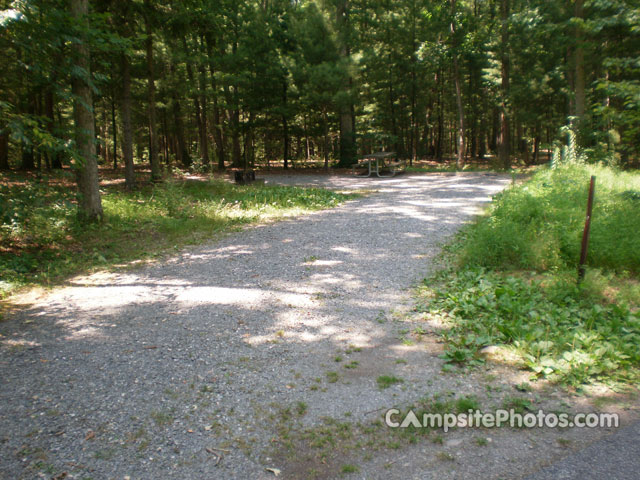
[1,173,629,480]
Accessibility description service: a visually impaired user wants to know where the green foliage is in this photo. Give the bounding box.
[424,267,640,386]
[0,174,355,297]
[419,161,640,387]
[462,164,640,274]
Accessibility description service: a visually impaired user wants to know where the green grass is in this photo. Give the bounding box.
[376,375,403,389]
[418,163,640,387]
[462,164,640,273]
[340,464,360,474]
[0,173,357,297]
[326,371,340,383]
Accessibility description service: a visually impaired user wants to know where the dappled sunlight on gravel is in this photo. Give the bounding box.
[5,172,558,480]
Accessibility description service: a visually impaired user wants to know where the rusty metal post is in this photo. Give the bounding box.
[578,176,596,283]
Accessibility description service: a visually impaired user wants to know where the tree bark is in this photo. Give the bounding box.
[204,33,225,170]
[120,52,135,190]
[231,106,242,168]
[574,0,586,121]
[167,57,191,169]
[182,36,205,167]
[499,0,510,170]
[144,0,161,181]
[336,0,356,167]
[434,70,444,161]
[0,127,8,170]
[451,0,465,168]
[323,109,330,169]
[70,0,103,221]
[198,35,210,169]
[172,92,190,169]
[453,57,465,168]
[111,94,117,170]
[282,79,290,170]
[44,86,62,169]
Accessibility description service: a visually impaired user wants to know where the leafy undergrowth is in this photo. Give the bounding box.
[0,173,357,298]
[419,268,640,387]
[419,163,640,388]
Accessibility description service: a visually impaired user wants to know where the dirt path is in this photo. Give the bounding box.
[0,173,633,479]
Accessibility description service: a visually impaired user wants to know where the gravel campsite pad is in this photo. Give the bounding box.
[0,173,635,479]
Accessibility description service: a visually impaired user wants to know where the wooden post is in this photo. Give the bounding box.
[578,176,596,283]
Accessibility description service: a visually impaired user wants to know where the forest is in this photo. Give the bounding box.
[2,3,640,477]
[0,0,639,220]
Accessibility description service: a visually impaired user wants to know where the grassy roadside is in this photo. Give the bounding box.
[0,172,358,299]
[416,163,640,388]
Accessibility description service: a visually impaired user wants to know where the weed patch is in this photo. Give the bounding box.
[422,268,640,386]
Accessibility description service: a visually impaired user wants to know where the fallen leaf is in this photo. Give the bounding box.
[84,431,95,441]
[265,467,281,477]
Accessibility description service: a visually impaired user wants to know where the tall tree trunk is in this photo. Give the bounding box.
[336,0,356,167]
[323,109,330,170]
[111,95,117,170]
[20,95,36,170]
[120,52,135,190]
[436,70,444,161]
[70,0,103,221]
[453,58,465,168]
[478,115,486,159]
[469,66,478,159]
[144,0,161,181]
[198,35,210,169]
[282,79,290,170]
[44,85,62,169]
[389,66,399,154]
[0,127,8,170]
[182,36,205,166]
[499,0,510,170]
[204,34,225,170]
[451,0,465,169]
[409,0,418,165]
[167,57,190,169]
[304,115,311,161]
[574,0,586,122]
[243,112,255,169]
[231,106,242,169]
[101,102,109,166]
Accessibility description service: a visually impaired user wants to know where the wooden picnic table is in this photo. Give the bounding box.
[355,151,405,177]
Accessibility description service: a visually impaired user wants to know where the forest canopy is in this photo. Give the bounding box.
[0,0,638,187]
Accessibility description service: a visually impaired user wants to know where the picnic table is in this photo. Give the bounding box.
[354,151,405,177]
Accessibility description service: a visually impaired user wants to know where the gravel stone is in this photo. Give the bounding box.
[1,173,629,479]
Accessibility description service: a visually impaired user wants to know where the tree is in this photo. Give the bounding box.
[143,0,161,181]
[450,0,466,168]
[336,0,357,167]
[1,0,636,177]
[498,0,510,170]
[70,0,103,221]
